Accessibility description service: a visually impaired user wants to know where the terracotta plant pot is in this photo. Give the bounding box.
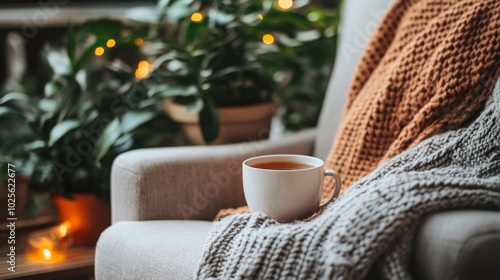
[164,100,276,145]
[53,194,110,246]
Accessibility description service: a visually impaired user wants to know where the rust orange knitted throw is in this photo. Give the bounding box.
[323,0,500,197]
[215,0,500,219]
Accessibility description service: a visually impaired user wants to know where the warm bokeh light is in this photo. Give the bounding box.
[58,221,71,238]
[135,60,152,79]
[138,60,150,68]
[95,47,105,56]
[106,39,116,48]
[43,249,52,260]
[277,0,293,9]
[27,249,65,262]
[29,236,54,250]
[135,37,144,46]
[262,34,275,45]
[258,14,264,20]
[191,12,203,22]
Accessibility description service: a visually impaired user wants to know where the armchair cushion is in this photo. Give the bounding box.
[95,220,212,280]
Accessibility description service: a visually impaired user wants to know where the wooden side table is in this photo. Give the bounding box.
[1,216,95,279]
[0,247,95,280]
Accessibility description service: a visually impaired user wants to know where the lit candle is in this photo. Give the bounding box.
[43,249,52,260]
[28,221,73,261]
[58,221,71,238]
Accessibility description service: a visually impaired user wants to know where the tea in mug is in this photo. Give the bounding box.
[250,161,314,170]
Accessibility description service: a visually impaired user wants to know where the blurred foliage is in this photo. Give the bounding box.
[134,0,341,139]
[0,20,177,203]
[0,0,340,203]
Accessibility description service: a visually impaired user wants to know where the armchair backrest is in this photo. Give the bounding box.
[314,0,393,159]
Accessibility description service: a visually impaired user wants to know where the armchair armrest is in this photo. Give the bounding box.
[412,210,500,280]
[111,129,316,223]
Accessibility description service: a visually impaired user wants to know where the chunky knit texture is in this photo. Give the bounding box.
[215,0,500,219]
[323,0,500,196]
[195,78,500,279]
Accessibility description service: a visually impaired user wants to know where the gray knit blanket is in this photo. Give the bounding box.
[195,78,500,279]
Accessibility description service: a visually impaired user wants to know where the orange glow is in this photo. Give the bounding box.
[191,12,203,22]
[135,37,144,46]
[29,236,54,250]
[58,221,71,238]
[95,47,105,56]
[135,60,152,79]
[43,249,52,260]
[277,0,293,9]
[262,34,275,45]
[106,39,116,48]
[27,249,65,262]
[138,60,150,68]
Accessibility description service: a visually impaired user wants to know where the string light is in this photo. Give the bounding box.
[135,37,144,46]
[258,14,264,20]
[191,12,203,22]
[135,60,152,79]
[106,39,116,48]
[94,47,105,56]
[277,0,293,9]
[262,34,275,45]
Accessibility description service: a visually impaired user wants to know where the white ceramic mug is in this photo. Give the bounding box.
[242,154,342,222]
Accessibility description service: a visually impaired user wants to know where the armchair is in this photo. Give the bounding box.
[95,0,500,279]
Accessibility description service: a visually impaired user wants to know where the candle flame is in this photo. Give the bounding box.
[43,249,52,260]
[58,221,71,238]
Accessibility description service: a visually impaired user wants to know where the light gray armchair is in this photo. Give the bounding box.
[95,0,500,279]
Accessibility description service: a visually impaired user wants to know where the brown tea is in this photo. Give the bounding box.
[250,161,314,170]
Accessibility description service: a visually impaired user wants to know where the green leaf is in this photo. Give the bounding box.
[0,92,30,105]
[147,85,197,98]
[0,106,15,117]
[46,49,72,76]
[199,96,219,143]
[24,140,46,151]
[151,53,177,71]
[208,9,235,25]
[297,30,321,42]
[208,66,247,80]
[94,118,121,163]
[77,19,124,37]
[120,111,156,133]
[125,7,158,23]
[73,39,104,74]
[157,0,172,14]
[48,120,80,146]
[38,99,57,112]
[44,79,64,97]
[165,1,193,21]
[184,20,208,46]
[66,24,76,64]
[187,98,204,113]
[113,134,134,153]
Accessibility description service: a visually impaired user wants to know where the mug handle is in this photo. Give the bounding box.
[319,169,342,209]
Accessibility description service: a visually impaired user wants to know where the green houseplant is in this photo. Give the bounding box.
[0,19,177,244]
[132,0,340,143]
